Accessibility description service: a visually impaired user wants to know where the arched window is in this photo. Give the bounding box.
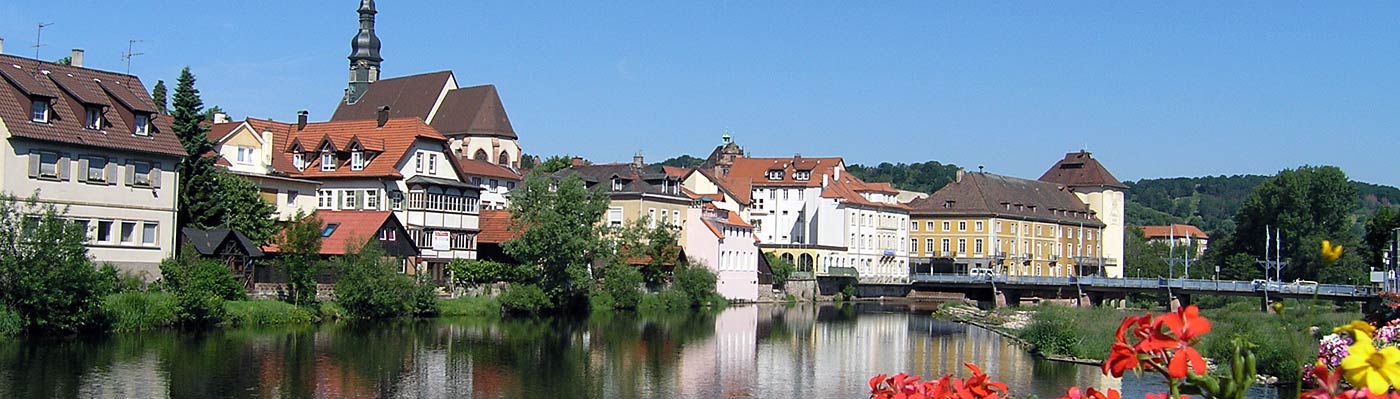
[780,253,794,265]
[798,254,814,272]
[473,149,488,161]
[498,150,510,166]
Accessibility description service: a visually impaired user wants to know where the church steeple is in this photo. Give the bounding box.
[346,0,382,104]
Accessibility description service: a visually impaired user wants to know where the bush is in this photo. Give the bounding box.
[0,306,21,338]
[317,302,347,320]
[223,300,314,326]
[0,197,112,334]
[638,289,691,313]
[500,284,552,314]
[602,265,644,309]
[159,249,242,326]
[437,296,502,318]
[588,291,617,312]
[447,259,532,293]
[102,292,180,332]
[673,263,718,307]
[334,242,423,319]
[407,282,440,317]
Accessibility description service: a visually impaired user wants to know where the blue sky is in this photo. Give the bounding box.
[4,1,1399,187]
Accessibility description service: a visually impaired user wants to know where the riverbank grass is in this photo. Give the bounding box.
[102,291,180,332]
[224,300,316,326]
[437,296,502,318]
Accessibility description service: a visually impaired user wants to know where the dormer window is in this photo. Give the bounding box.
[794,170,811,181]
[293,151,307,170]
[84,106,103,130]
[612,178,624,191]
[133,114,151,136]
[351,147,365,171]
[30,99,50,123]
[766,169,784,180]
[320,148,336,172]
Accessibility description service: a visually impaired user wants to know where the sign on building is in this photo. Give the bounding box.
[432,231,451,251]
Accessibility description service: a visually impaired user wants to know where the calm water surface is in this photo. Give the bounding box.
[0,303,1282,398]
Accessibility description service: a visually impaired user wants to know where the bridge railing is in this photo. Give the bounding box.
[908,273,1379,298]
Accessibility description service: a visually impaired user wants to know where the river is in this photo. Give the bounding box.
[0,303,1284,398]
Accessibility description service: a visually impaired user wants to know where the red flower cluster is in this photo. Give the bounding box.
[1303,363,1400,399]
[868,363,1009,399]
[1105,305,1212,379]
[1059,387,1121,399]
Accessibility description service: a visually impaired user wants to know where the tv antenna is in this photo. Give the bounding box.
[122,40,145,83]
[32,23,52,77]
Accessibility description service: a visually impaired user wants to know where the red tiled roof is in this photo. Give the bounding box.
[1039,150,1127,189]
[277,117,447,179]
[710,156,844,204]
[0,54,186,158]
[477,209,521,244]
[820,175,911,211]
[661,166,691,178]
[313,211,394,255]
[1140,224,1209,240]
[208,121,242,143]
[455,158,522,181]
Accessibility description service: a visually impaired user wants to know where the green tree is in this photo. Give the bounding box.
[274,211,325,306]
[172,67,221,232]
[446,259,529,293]
[612,218,682,287]
[764,252,796,286]
[158,247,241,326]
[216,171,276,243]
[151,80,168,115]
[504,174,610,310]
[653,155,704,168]
[600,264,644,309]
[1124,227,1171,279]
[1364,206,1400,269]
[55,56,71,65]
[334,240,424,318]
[201,105,226,122]
[0,195,110,334]
[672,262,721,307]
[535,155,586,174]
[1213,166,1362,283]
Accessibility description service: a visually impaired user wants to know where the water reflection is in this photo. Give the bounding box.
[0,303,1275,398]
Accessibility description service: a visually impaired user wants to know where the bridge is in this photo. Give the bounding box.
[890,273,1380,310]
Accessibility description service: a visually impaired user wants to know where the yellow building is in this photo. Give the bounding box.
[906,171,1105,277]
[553,157,694,241]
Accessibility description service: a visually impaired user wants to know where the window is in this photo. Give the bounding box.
[957,239,966,254]
[766,170,783,180]
[911,221,918,231]
[130,161,154,187]
[351,149,365,170]
[321,150,336,171]
[672,210,680,226]
[343,191,357,209]
[97,221,113,243]
[975,221,983,232]
[911,239,918,252]
[782,189,789,200]
[975,239,984,254]
[85,106,102,130]
[120,222,137,243]
[768,189,775,199]
[941,239,950,254]
[34,151,60,179]
[659,210,669,225]
[612,178,624,191]
[287,190,299,205]
[322,223,339,237]
[31,99,49,122]
[794,170,811,181]
[428,154,437,174]
[364,190,379,210]
[648,208,657,227]
[959,221,967,231]
[235,147,255,164]
[317,190,334,209]
[471,177,483,185]
[133,114,150,136]
[294,152,307,170]
[142,223,157,246]
[507,181,516,189]
[797,189,804,200]
[81,156,108,183]
[942,221,950,231]
[489,179,499,188]
[926,221,934,231]
[390,190,404,210]
[415,153,424,173]
[379,228,395,241]
[607,207,624,227]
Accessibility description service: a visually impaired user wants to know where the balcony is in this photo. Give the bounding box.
[405,191,479,215]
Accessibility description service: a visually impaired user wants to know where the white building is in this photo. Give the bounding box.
[0,50,186,278]
[1038,150,1127,278]
[684,206,760,302]
[207,117,321,220]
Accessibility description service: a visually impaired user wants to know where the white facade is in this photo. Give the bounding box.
[1073,189,1125,278]
[684,207,759,302]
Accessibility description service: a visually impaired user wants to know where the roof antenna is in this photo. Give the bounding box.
[32,23,52,77]
[121,39,144,84]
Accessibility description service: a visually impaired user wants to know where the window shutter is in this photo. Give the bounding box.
[77,158,89,182]
[356,190,365,209]
[151,163,162,188]
[57,154,70,181]
[106,160,117,185]
[27,153,40,179]
[125,164,135,186]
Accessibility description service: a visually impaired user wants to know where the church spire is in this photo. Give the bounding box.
[346,0,382,104]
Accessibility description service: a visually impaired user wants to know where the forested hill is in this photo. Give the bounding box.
[1124,176,1400,236]
[844,161,962,194]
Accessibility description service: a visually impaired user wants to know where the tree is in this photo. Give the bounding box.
[334,240,431,318]
[446,259,529,294]
[1364,206,1400,269]
[274,211,325,306]
[54,56,71,65]
[1213,166,1363,284]
[151,80,168,115]
[535,155,582,174]
[172,67,220,232]
[0,195,110,334]
[216,171,277,243]
[201,105,226,122]
[654,155,704,169]
[1124,227,1172,279]
[158,246,241,326]
[612,218,682,287]
[504,174,610,309]
[764,252,796,286]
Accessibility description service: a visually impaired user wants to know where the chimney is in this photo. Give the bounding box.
[70,49,84,68]
[0,38,5,54]
[632,151,644,168]
[571,156,585,167]
[296,110,308,131]
[213,112,230,124]
[376,105,390,128]
[956,169,964,183]
[260,127,274,166]
[793,153,801,159]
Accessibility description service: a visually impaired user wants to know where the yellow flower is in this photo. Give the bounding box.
[1335,320,1378,338]
[1340,334,1400,394]
[1323,240,1344,265]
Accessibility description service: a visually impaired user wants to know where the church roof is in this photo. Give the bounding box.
[1038,150,1127,189]
[430,84,516,138]
[332,71,453,122]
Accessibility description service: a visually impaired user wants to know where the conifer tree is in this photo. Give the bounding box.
[151,80,168,115]
[172,67,220,232]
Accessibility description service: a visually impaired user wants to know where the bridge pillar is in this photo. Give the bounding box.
[1085,292,1105,308]
[1170,294,1192,312]
[994,289,1021,308]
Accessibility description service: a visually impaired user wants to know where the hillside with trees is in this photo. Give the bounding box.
[844,161,963,194]
[1123,175,1400,238]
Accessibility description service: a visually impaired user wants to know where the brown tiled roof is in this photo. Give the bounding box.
[0,54,186,157]
[477,209,520,244]
[455,158,522,181]
[820,175,911,211]
[331,71,453,122]
[907,172,1104,227]
[277,117,447,179]
[1140,224,1209,240]
[661,166,691,178]
[710,156,844,204]
[1038,150,1127,189]
[208,121,243,143]
[430,85,516,139]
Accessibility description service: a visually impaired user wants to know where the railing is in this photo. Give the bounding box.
[908,273,1378,298]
